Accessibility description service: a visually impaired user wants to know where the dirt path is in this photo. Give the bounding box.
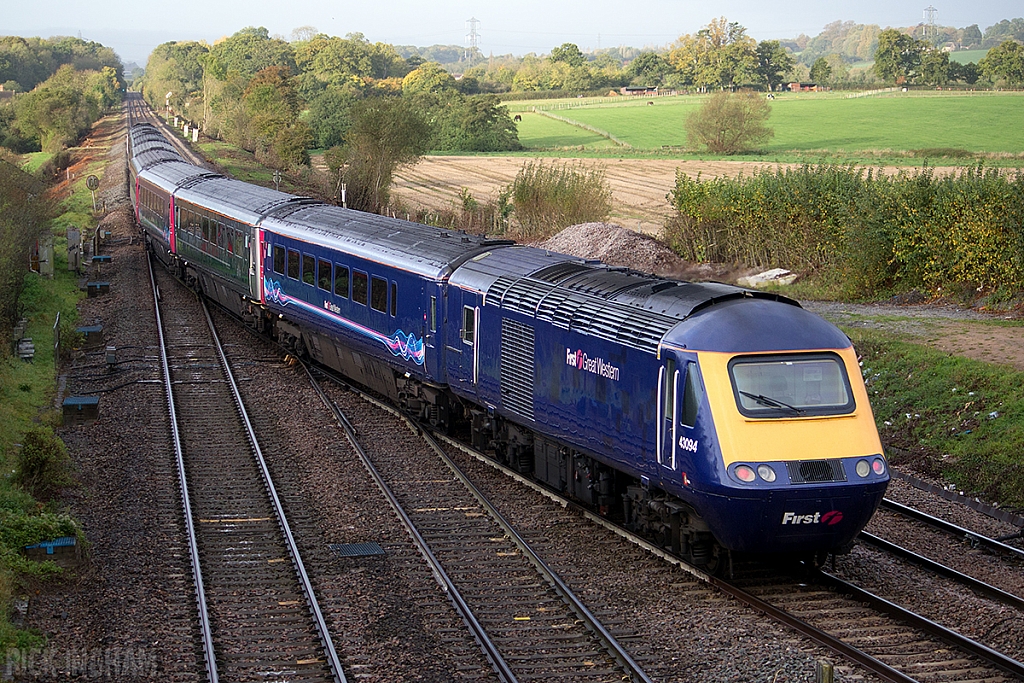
[804,301,1024,371]
[392,157,792,235]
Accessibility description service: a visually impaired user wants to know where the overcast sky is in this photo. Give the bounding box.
[5,0,1020,65]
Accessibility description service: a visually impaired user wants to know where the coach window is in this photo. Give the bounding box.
[353,271,368,305]
[287,249,300,280]
[273,245,286,274]
[317,259,332,291]
[664,358,676,419]
[371,276,387,313]
[462,306,475,345]
[390,282,397,317]
[302,254,316,286]
[682,362,703,428]
[334,265,349,299]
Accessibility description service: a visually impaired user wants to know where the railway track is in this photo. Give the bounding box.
[418,422,1024,683]
[149,257,345,683]
[126,93,210,167]
[305,367,655,683]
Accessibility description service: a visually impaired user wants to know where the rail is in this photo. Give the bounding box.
[147,254,218,683]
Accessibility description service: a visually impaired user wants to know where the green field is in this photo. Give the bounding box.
[511,91,1024,160]
[949,49,989,64]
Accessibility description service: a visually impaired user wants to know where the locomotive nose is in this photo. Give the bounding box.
[718,482,887,554]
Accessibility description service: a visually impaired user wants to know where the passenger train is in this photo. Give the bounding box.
[129,116,889,571]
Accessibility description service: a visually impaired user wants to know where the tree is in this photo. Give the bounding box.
[14,65,92,152]
[979,40,1024,86]
[799,21,881,65]
[668,17,757,90]
[919,50,950,86]
[960,24,983,49]
[209,27,296,79]
[140,40,209,112]
[809,57,832,84]
[401,62,457,96]
[948,60,980,85]
[242,66,307,166]
[626,52,671,85]
[873,28,925,84]
[754,40,793,91]
[0,159,51,347]
[290,26,318,43]
[981,18,1024,48]
[550,43,586,68]
[336,96,429,213]
[306,87,357,148]
[430,94,520,152]
[294,32,408,91]
[686,91,773,154]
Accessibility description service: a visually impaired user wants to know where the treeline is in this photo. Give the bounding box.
[139,27,522,170]
[791,18,1024,66]
[449,17,1023,91]
[0,158,51,352]
[666,166,1024,299]
[0,36,124,154]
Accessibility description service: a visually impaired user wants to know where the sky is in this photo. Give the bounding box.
[4,0,1020,66]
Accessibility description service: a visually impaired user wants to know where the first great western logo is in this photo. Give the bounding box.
[566,348,621,381]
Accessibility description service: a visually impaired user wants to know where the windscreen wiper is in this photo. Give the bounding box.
[739,390,804,415]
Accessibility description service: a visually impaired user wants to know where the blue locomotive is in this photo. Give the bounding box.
[129,116,888,571]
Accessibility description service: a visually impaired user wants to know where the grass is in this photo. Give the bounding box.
[507,91,1024,162]
[850,327,1024,509]
[514,112,620,150]
[196,140,274,184]
[0,114,116,648]
[19,153,53,175]
[949,49,990,64]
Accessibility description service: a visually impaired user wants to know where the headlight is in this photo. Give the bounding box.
[734,465,756,482]
[757,464,777,482]
[872,458,886,475]
[856,459,871,478]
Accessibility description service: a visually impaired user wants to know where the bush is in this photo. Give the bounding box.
[35,150,72,180]
[686,92,774,154]
[500,160,612,240]
[12,427,75,501]
[666,164,1024,299]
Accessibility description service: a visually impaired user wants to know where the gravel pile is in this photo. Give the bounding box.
[537,222,742,281]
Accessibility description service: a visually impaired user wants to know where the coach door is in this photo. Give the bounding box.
[446,288,480,391]
[657,357,678,471]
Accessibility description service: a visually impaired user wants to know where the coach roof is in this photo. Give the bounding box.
[261,204,513,279]
[174,175,317,226]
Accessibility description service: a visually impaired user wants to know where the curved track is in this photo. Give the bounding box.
[149,257,345,683]
[127,93,210,167]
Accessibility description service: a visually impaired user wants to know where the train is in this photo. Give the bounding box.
[129,115,889,572]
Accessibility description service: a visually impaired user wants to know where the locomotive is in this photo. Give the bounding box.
[129,117,888,571]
